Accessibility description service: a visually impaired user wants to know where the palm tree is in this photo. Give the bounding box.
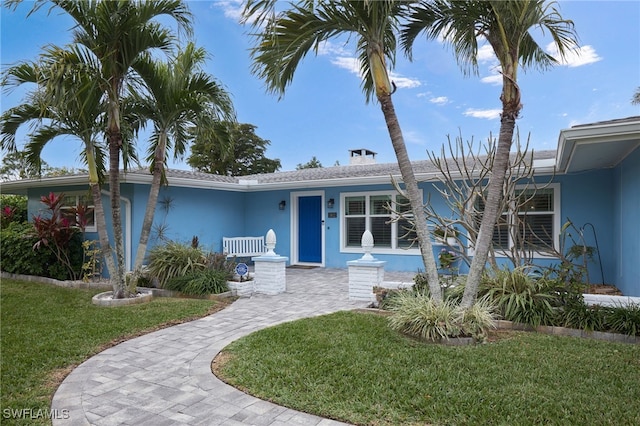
[244,0,443,302]
[6,0,194,298]
[130,42,235,279]
[402,0,579,307]
[1,50,118,280]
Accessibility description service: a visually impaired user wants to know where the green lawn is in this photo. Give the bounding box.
[0,279,222,426]
[217,311,640,426]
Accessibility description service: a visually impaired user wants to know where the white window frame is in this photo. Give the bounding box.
[340,190,421,255]
[469,183,561,258]
[61,192,97,233]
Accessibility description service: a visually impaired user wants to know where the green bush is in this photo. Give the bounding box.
[165,269,230,295]
[477,267,560,327]
[560,296,607,332]
[606,304,640,336]
[0,221,83,280]
[147,242,207,288]
[387,292,496,342]
[0,194,28,226]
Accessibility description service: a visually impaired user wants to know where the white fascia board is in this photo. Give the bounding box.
[556,120,640,173]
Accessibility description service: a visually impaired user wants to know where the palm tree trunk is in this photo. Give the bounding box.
[107,99,128,298]
[378,92,442,303]
[461,74,520,308]
[86,144,117,282]
[133,133,166,276]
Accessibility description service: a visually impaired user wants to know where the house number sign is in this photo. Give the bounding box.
[235,263,249,277]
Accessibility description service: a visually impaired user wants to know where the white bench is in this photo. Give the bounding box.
[223,236,266,259]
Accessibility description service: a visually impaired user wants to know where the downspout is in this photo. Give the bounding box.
[101,190,132,272]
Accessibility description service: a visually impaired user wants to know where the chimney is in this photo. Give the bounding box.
[349,148,377,165]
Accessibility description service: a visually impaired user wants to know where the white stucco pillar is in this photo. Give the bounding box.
[252,229,288,295]
[347,230,386,302]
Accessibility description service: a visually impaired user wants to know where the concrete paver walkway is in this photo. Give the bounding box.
[52,268,415,425]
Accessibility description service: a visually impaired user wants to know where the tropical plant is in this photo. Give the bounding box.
[130,41,235,284]
[188,122,281,176]
[296,156,323,170]
[164,270,230,296]
[402,0,579,307]
[387,291,496,341]
[146,241,206,288]
[243,0,442,302]
[1,49,118,280]
[31,192,85,280]
[4,0,194,298]
[476,266,560,326]
[606,304,640,336]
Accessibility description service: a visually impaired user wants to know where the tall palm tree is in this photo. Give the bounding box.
[130,42,235,278]
[244,0,443,302]
[402,0,579,307]
[7,0,194,298]
[1,50,118,280]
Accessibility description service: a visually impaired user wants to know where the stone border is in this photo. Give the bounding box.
[495,320,639,344]
[1,272,112,289]
[353,308,639,345]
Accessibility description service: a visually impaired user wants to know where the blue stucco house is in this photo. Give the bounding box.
[3,117,639,296]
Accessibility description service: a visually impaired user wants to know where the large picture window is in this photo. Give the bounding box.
[474,184,559,254]
[342,191,418,253]
[61,193,96,232]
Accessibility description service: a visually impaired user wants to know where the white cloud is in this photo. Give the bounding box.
[213,0,244,22]
[330,57,361,76]
[329,57,421,89]
[546,43,602,67]
[429,96,449,105]
[463,108,501,120]
[390,72,421,89]
[403,130,426,146]
[317,40,350,57]
[481,73,502,85]
[477,44,496,64]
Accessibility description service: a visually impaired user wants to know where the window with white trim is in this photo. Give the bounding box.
[61,193,97,232]
[342,191,418,252]
[474,184,559,253]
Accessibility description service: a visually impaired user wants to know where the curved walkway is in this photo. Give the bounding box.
[52,268,414,426]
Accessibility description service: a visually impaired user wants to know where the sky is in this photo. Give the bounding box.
[1,1,639,173]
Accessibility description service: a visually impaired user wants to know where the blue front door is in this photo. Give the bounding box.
[298,196,322,263]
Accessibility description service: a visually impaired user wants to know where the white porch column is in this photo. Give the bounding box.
[252,229,288,295]
[347,230,386,302]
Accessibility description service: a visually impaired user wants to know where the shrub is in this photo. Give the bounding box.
[0,221,83,280]
[605,304,640,336]
[479,267,560,327]
[147,241,207,288]
[387,292,496,342]
[0,194,27,226]
[205,252,235,278]
[560,296,607,332]
[165,269,230,295]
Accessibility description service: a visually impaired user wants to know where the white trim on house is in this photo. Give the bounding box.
[340,190,422,256]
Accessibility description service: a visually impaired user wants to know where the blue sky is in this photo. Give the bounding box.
[1,1,639,172]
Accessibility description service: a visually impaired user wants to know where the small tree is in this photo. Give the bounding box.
[296,156,323,170]
[392,132,554,270]
[188,122,280,176]
[31,192,85,280]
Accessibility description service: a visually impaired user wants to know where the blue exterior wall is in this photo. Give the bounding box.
[613,147,640,296]
[20,156,638,296]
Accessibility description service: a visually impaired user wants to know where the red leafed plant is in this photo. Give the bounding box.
[32,192,86,280]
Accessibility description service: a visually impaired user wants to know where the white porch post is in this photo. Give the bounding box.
[253,229,288,295]
[347,230,386,302]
